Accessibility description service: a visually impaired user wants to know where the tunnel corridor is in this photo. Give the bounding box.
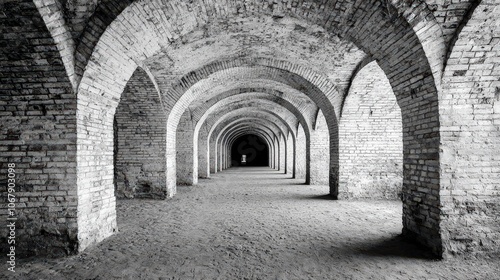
[230,135,269,167]
[1,0,499,277]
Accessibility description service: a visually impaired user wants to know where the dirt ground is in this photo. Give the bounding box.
[4,167,500,279]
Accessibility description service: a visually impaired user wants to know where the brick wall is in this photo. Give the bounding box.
[114,68,167,199]
[339,61,403,200]
[295,124,307,181]
[279,134,286,172]
[440,1,500,258]
[176,110,197,185]
[310,110,330,185]
[0,1,78,257]
[286,133,295,177]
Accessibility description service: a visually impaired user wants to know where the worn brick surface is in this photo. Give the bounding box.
[0,1,78,257]
[440,0,500,258]
[114,68,167,199]
[339,61,403,199]
[310,110,330,185]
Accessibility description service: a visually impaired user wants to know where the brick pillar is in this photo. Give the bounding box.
[176,110,197,185]
[198,127,210,178]
[295,124,307,180]
[286,133,295,177]
[310,110,330,185]
[279,134,286,172]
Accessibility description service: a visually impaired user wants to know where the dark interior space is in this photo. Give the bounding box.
[231,134,269,167]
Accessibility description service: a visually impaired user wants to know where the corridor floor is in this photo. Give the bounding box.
[6,167,499,279]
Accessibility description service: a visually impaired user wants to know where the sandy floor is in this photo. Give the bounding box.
[5,167,500,279]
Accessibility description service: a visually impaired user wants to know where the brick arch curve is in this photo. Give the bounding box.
[177,96,304,185]
[74,0,444,90]
[195,92,309,138]
[221,124,279,170]
[210,110,299,175]
[166,59,338,126]
[189,87,317,131]
[228,132,276,168]
[226,128,277,169]
[198,108,292,177]
[33,0,77,90]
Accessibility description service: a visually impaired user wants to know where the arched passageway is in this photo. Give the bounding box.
[230,134,270,167]
[1,0,499,274]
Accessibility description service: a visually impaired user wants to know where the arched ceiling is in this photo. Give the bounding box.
[208,107,299,143]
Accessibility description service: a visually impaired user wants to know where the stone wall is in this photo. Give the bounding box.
[115,68,167,199]
[339,61,403,200]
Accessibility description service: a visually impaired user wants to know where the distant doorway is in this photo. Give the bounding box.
[231,134,269,167]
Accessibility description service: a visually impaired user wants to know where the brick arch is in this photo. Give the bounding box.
[223,120,285,148]
[165,60,338,127]
[226,130,276,170]
[33,0,77,90]
[439,1,500,258]
[210,113,296,148]
[223,118,289,147]
[74,0,443,255]
[201,99,293,139]
[212,104,301,157]
[225,129,277,169]
[195,104,294,181]
[159,62,335,189]
[223,123,282,169]
[189,87,317,131]
[194,92,310,138]
[177,96,303,185]
[220,123,279,170]
[209,110,299,175]
[199,114,296,178]
[75,0,444,92]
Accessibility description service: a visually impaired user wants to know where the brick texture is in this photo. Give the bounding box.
[339,61,403,199]
[310,110,330,185]
[114,68,167,199]
[2,0,498,260]
[0,1,78,257]
[439,1,500,258]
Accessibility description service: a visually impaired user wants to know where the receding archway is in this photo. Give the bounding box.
[230,134,270,167]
